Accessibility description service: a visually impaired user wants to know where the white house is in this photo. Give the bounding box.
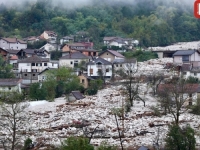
[59,51,89,68]
[17,55,58,84]
[173,50,200,67]
[0,38,27,50]
[0,78,23,93]
[113,58,137,72]
[87,57,112,78]
[60,36,74,44]
[40,43,58,52]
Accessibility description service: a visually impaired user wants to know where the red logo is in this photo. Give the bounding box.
[194,0,200,18]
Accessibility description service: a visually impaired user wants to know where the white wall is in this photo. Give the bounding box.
[87,64,112,77]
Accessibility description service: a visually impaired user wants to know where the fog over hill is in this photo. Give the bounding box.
[0,0,194,9]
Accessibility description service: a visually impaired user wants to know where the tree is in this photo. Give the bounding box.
[0,91,29,150]
[44,67,84,99]
[157,77,197,124]
[0,55,14,78]
[165,125,196,150]
[60,136,94,150]
[116,59,141,107]
[29,82,47,100]
[146,71,164,95]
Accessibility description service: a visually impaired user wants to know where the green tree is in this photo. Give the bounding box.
[165,125,196,150]
[0,55,14,78]
[29,82,47,100]
[60,136,94,150]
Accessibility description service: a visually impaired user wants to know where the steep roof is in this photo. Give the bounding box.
[100,50,124,58]
[1,38,26,44]
[6,49,20,54]
[88,57,112,65]
[113,58,137,64]
[0,78,22,86]
[71,91,85,100]
[18,55,49,63]
[173,50,196,56]
[59,52,89,59]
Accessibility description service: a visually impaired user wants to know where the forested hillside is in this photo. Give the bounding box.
[0,0,198,48]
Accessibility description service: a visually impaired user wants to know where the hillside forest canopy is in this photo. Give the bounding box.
[0,0,197,49]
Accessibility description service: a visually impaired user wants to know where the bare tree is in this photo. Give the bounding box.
[146,71,164,96]
[0,91,29,150]
[157,77,198,125]
[115,59,141,107]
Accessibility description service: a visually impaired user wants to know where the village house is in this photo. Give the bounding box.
[40,43,59,52]
[38,68,56,82]
[17,55,58,84]
[0,47,8,60]
[173,50,200,67]
[99,49,124,62]
[87,57,112,78]
[0,37,27,50]
[16,49,50,59]
[61,42,93,53]
[78,73,94,88]
[40,31,57,44]
[68,91,85,102]
[23,36,40,44]
[157,83,200,106]
[103,37,137,49]
[59,51,89,68]
[0,78,23,93]
[113,58,137,72]
[60,36,74,44]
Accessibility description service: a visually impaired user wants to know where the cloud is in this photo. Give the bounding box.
[0,0,194,9]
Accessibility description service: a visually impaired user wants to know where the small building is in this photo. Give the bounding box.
[173,50,200,67]
[59,51,89,68]
[40,31,57,43]
[87,57,112,78]
[60,36,74,44]
[68,91,85,102]
[0,78,23,93]
[78,73,94,88]
[99,50,124,62]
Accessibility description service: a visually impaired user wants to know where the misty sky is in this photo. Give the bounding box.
[0,0,195,9]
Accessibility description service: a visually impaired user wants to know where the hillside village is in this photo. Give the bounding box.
[1,30,200,150]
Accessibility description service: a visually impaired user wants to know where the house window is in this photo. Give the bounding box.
[44,63,47,66]
[120,64,122,67]
[32,69,37,72]
[107,53,108,55]
[106,68,109,72]
[90,69,93,75]
[42,76,45,79]
[194,73,197,76]
[74,60,78,67]
[182,55,189,62]
[183,72,187,75]
[82,79,85,83]
[33,74,35,76]
[8,87,11,90]
[116,64,118,67]
[70,61,73,65]
[24,74,27,76]
[93,52,96,56]
[31,63,35,66]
